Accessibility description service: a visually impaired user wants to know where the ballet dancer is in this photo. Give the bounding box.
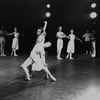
[10,27,25,56]
[21,41,56,81]
[0,26,10,56]
[56,26,67,59]
[91,30,96,57]
[82,29,92,54]
[36,21,47,63]
[66,29,82,59]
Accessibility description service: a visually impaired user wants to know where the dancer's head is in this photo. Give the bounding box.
[14,27,17,32]
[37,27,43,35]
[70,29,74,34]
[58,26,62,31]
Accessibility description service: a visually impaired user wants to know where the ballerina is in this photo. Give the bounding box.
[10,27,25,56]
[66,29,82,59]
[21,41,56,81]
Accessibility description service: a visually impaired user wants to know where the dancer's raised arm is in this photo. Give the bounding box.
[76,36,82,43]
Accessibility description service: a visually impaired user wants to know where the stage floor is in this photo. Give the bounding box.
[0,54,100,100]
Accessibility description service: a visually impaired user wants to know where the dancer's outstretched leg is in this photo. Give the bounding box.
[43,66,56,81]
[69,52,74,59]
[21,57,33,80]
[14,49,18,56]
[66,53,69,59]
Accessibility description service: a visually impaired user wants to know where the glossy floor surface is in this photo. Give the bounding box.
[0,54,100,100]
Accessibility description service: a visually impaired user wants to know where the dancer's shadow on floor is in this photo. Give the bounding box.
[0,73,47,100]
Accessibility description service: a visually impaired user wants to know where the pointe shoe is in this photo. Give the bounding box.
[25,76,31,81]
[70,57,74,60]
[57,57,62,60]
[52,78,56,82]
[14,54,18,56]
[51,77,56,81]
[2,54,6,56]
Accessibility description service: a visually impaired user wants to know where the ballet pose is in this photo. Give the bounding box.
[10,27,24,56]
[21,41,56,81]
[66,29,82,59]
[0,26,10,56]
[91,30,96,57]
[82,29,92,54]
[56,26,67,59]
[36,21,47,63]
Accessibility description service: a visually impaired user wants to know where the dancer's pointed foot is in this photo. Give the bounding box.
[52,77,56,82]
[25,76,31,81]
[14,54,18,56]
[57,57,62,60]
[70,57,74,60]
[2,54,6,56]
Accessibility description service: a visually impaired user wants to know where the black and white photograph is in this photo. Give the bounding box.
[0,0,100,100]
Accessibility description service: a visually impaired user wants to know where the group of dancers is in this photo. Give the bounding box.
[56,26,96,60]
[0,21,96,81]
[0,26,24,56]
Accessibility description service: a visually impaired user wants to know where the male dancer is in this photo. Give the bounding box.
[0,26,10,56]
[56,26,67,59]
[82,29,92,54]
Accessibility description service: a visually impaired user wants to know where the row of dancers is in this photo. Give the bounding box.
[56,26,96,60]
[0,26,24,56]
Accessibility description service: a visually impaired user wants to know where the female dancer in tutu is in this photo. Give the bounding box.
[66,29,82,59]
[10,27,24,56]
[21,41,56,81]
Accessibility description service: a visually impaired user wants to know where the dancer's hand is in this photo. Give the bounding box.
[80,40,83,43]
[44,21,47,24]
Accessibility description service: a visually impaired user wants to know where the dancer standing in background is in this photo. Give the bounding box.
[82,29,92,54]
[91,30,96,57]
[10,27,24,56]
[66,29,82,59]
[0,26,10,56]
[56,26,67,60]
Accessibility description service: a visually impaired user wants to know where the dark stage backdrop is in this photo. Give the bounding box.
[0,0,100,56]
